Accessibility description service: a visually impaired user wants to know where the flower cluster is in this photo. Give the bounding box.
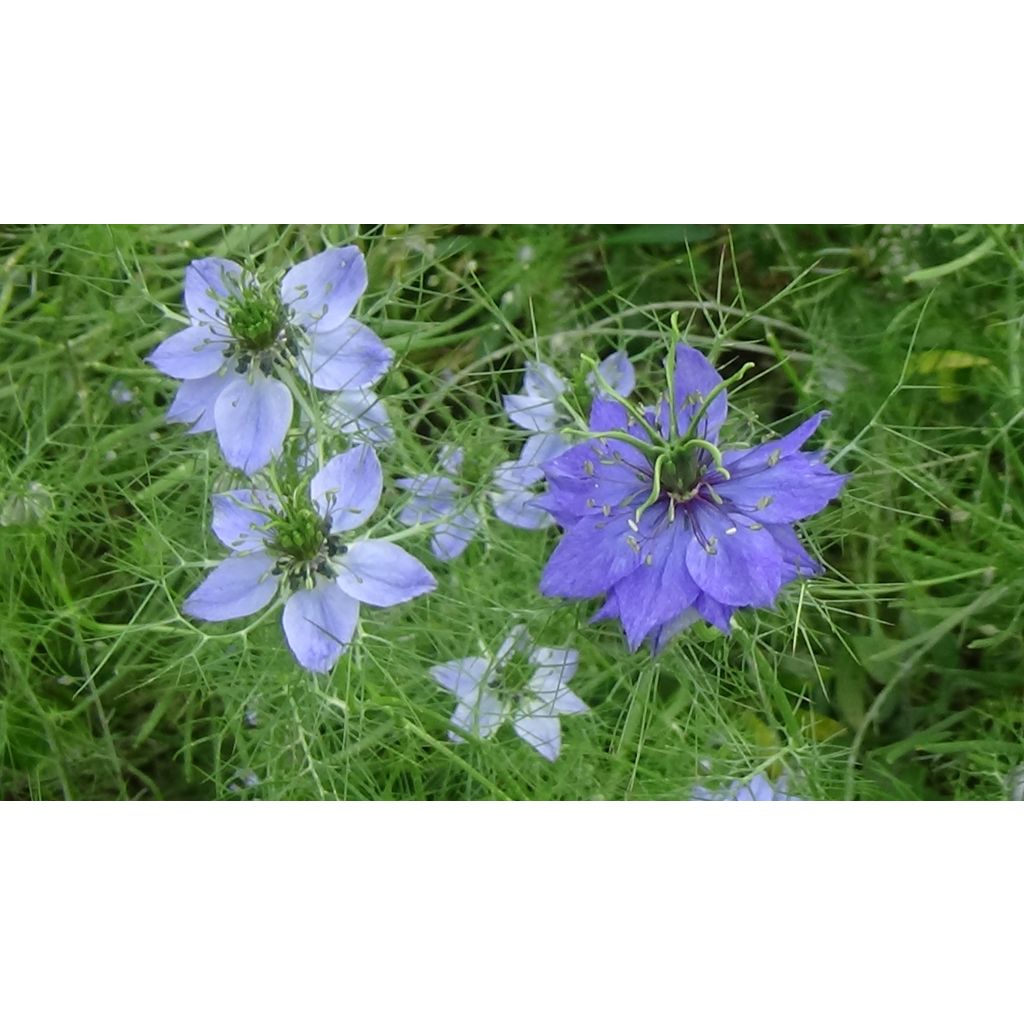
[692,772,801,801]
[151,247,433,675]
[149,245,848,766]
[537,344,848,650]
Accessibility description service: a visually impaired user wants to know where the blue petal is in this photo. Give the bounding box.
[588,350,636,398]
[713,454,847,524]
[430,508,481,561]
[437,444,464,476]
[429,657,492,696]
[395,478,458,528]
[300,318,392,391]
[324,388,394,446]
[280,246,367,333]
[148,325,228,380]
[213,374,293,475]
[723,411,830,474]
[282,581,359,673]
[450,689,505,741]
[511,712,562,761]
[540,510,644,599]
[166,372,233,434]
[184,257,246,328]
[335,540,436,607]
[503,393,561,433]
[765,523,822,583]
[517,431,571,472]
[684,502,783,607]
[608,511,701,650]
[526,649,587,715]
[211,489,277,553]
[182,553,277,622]
[667,344,728,443]
[522,362,567,402]
[310,445,382,531]
[649,608,701,653]
[695,592,735,633]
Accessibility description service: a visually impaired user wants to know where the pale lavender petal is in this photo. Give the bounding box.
[211,489,277,553]
[282,581,359,673]
[588,350,636,397]
[495,625,531,663]
[300,318,392,391]
[280,246,367,333]
[182,553,277,622]
[523,362,567,402]
[396,488,456,529]
[214,374,293,475]
[335,540,436,607]
[517,431,572,472]
[324,387,394,446]
[490,481,552,530]
[184,257,246,328]
[438,444,464,476]
[511,712,562,761]
[450,689,505,741]
[148,325,228,380]
[431,508,480,561]
[166,372,233,434]
[503,393,561,433]
[429,657,493,696]
[310,445,382,531]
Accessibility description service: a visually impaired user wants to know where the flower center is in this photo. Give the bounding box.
[223,283,304,377]
[485,651,533,706]
[268,503,347,590]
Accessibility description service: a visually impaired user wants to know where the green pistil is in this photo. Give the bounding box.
[225,283,288,355]
[267,502,346,590]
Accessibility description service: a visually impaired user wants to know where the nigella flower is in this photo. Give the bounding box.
[692,772,801,801]
[489,458,552,530]
[182,445,435,673]
[502,352,636,469]
[537,344,848,651]
[429,626,588,761]
[149,246,392,474]
[395,446,482,561]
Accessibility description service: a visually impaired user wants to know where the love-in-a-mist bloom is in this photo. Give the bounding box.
[429,626,587,761]
[502,351,636,470]
[537,344,848,651]
[149,246,392,474]
[692,773,801,801]
[395,446,481,561]
[182,445,435,673]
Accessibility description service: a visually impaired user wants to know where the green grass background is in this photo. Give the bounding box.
[1,224,1021,800]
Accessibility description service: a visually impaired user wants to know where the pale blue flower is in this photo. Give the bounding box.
[692,772,802,801]
[183,445,435,673]
[429,626,588,761]
[150,247,391,475]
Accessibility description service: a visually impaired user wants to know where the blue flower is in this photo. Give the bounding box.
[489,458,552,530]
[182,445,435,673]
[396,446,482,561]
[537,344,848,650]
[429,626,588,761]
[692,772,801,801]
[502,352,636,470]
[149,247,392,475]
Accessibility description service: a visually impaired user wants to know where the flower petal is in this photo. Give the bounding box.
[335,540,436,607]
[280,246,367,333]
[431,508,481,561]
[609,512,701,650]
[723,412,830,475]
[695,592,735,634]
[211,489,277,553]
[396,485,456,528]
[429,657,493,697]
[649,608,701,654]
[668,343,728,443]
[182,553,277,622]
[588,350,636,398]
[502,393,561,433]
[527,649,587,715]
[213,374,293,475]
[310,445,382,531]
[684,503,783,607]
[714,454,847,525]
[523,362,567,402]
[512,712,562,761]
[324,387,394,446]
[282,581,359,673]
[517,431,572,472]
[148,325,228,380]
[765,523,822,583]
[300,318,392,391]
[450,689,505,741]
[539,510,645,599]
[184,257,246,328]
[490,469,551,530]
[166,372,233,434]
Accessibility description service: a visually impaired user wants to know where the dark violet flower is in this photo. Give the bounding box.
[149,246,392,475]
[502,352,636,470]
[537,344,848,651]
[429,626,588,761]
[182,445,435,673]
[692,772,801,801]
[395,445,481,561]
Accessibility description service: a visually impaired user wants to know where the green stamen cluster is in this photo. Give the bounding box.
[485,651,534,706]
[268,501,347,590]
[222,280,302,377]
